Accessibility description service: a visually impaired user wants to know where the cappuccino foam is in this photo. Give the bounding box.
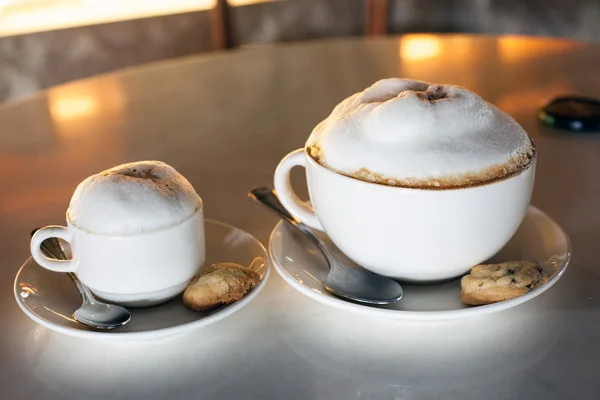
[68,161,201,235]
[306,78,535,188]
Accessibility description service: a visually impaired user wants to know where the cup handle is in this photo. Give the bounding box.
[274,148,324,231]
[30,226,77,273]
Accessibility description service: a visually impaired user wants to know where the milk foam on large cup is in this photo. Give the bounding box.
[274,78,537,281]
[67,161,201,235]
[306,78,535,188]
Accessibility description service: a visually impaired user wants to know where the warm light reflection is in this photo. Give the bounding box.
[498,36,581,63]
[19,282,38,298]
[400,35,442,62]
[397,35,582,94]
[301,270,323,284]
[49,95,98,122]
[494,82,574,117]
[0,0,215,37]
[0,0,279,37]
[229,0,279,5]
[20,282,38,294]
[47,79,126,127]
[43,306,78,323]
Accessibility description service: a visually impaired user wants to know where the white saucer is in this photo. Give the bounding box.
[269,206,570,321]
[15,219,270,340]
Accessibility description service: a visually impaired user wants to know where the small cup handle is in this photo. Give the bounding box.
[30,226,77,273]
[273,149,324,231]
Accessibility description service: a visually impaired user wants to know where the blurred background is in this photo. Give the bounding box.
[0,0,598,103]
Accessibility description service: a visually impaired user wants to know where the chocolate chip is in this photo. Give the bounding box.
[511,278,517,283]
[536,265,545,275]
[508,268,515,274]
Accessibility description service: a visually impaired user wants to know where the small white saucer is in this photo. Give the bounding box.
[269,206,570,321]
[14,219,270,340]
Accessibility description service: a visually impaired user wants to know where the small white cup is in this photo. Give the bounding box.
[274,149,536,282]
[30,208,205,307]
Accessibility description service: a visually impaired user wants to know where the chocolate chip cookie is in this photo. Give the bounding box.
[183,262,261,311]
[461,261,547,306]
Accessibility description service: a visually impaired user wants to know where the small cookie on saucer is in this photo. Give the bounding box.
[183,262,260,311]
[461,261,547,306]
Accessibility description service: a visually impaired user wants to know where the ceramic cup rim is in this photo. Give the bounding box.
[65,202,204,238]
[304,147,536,192]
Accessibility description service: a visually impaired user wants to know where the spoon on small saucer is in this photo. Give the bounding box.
[249,187,404,305]
[31,229,131,330]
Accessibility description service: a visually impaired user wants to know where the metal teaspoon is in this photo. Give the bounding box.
[248,187,403,305]
[31,229,131,330]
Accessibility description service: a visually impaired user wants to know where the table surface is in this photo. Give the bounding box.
[1,34,600,400]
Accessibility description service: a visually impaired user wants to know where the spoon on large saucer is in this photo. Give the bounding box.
[249,187,404,305]
[31,229,131,330]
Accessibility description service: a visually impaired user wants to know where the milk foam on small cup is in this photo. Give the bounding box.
[68,161,201,235]
[306,78,535,188]
[30,160,205,307]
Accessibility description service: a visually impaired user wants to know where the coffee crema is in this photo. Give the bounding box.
[306,78,536,189]
[67,161,201,235]
[308,144,535,189]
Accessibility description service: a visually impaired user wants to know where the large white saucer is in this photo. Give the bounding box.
[269,206,570,321]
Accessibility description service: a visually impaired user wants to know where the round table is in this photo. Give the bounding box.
[1,34,599,399]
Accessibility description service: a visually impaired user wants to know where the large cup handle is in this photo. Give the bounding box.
[274,149,324,231]
[30,226,77,273]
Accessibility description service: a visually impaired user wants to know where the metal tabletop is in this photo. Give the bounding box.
[1,35,599,399]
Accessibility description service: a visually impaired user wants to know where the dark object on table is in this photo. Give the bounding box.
[538,96,600,133]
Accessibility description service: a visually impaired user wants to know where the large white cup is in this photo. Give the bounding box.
[274,148,536,282]
[30,208,205,307]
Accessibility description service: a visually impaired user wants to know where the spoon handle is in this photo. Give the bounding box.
[31,228,96,305]
[248,187,334,267]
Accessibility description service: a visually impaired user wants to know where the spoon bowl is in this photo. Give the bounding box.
[74,302,131,329]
